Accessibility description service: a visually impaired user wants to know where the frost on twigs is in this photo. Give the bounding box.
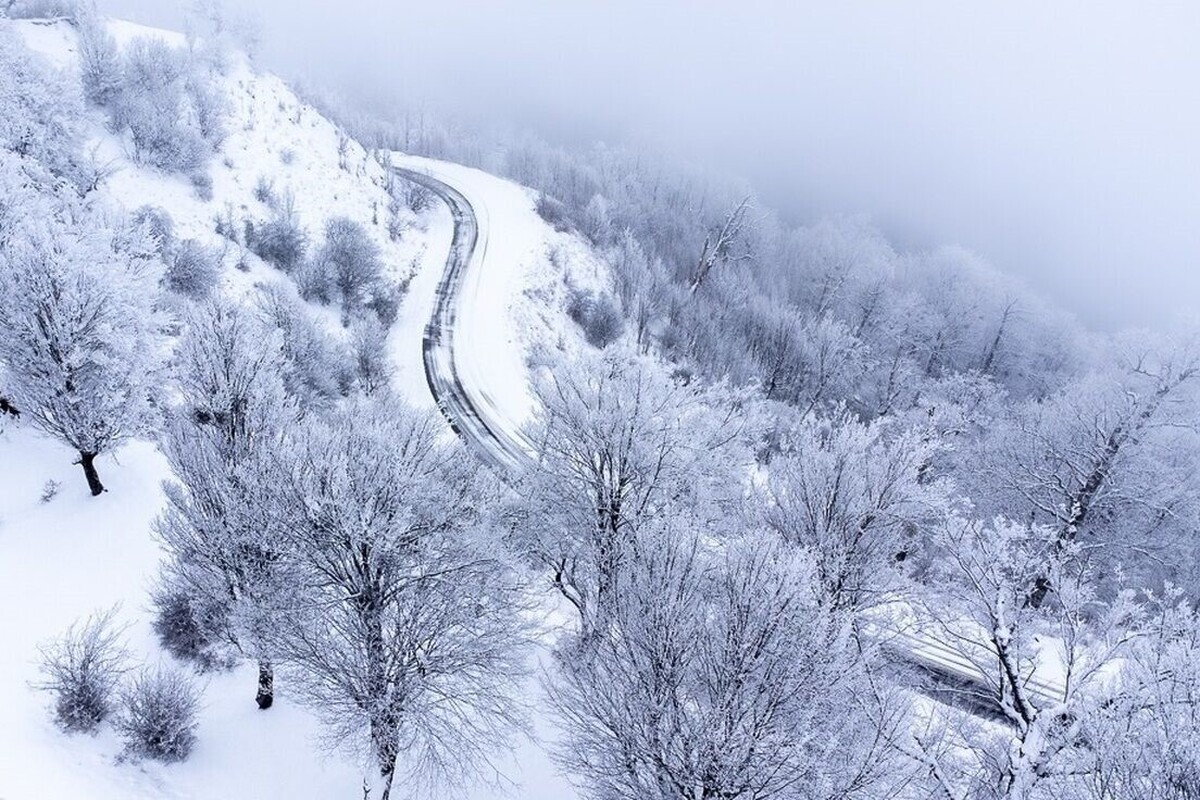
[36,607,130,734]
[115,665,202,763]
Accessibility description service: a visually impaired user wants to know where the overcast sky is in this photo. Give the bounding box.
[100,0,1200,329]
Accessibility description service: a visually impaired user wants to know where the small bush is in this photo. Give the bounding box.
[349,316,394,395]
[279,148,295,166]
[295,257,333,305]
[37,608,129,733]
[40,479,60,503]
[132,206,175,255]
[109,38,211,173]
[190,171,214,202]
[257,283,348,407]
[213,205,237,242]
[253,175,275,206]
[567,290,624,349]
[403,181,432,214]
[116,666,201,763]
[184,72,227,145]
[165,239,221,299]
[151,583,234,672]
[536,194,572,232]
[250,216,307,272]
[319,216,382,317]
[366,279,404,327]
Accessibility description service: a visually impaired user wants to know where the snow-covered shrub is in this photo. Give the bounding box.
[108,38,215,173]
[0,26,84,182]
[253,174,275,206]
[116,666,201,763]
[317,216,383,320]
[567,289,624,348]
[76,13,121,106]
[348,316,393,395]
[184,70,228,145]
[36,608,129,733]
[536,194,572,232]
[403,180,432,214]
[190,170,213,201]
[151,581,234,672]
[256,283,349,406]
[39,479,60,503]
[165,239,221,299]
[250,215,307,272]
[295,256,333,304]
[213,204,238,242]
[366,279,404,326]
[132,205,176,254]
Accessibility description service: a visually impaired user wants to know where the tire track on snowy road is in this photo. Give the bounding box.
[394,166,533,474]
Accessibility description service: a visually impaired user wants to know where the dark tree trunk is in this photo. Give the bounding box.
[256,660,274,709]
[79,451,104,496]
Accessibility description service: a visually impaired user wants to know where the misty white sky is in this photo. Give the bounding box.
[101,0,1200,329]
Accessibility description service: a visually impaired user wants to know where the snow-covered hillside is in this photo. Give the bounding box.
[0,16,610,800]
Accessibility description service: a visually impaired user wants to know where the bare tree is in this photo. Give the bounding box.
[277,396,528,800]
[513,350,758,642]
[155,300,296,709]
[549,530,913,800]
[689,195,753,294]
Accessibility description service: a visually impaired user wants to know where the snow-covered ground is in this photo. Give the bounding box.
[0,16,613,800]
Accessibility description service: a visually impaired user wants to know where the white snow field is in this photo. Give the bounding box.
[0,16,611,800]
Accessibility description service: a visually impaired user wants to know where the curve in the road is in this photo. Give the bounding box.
[394,166,531,474]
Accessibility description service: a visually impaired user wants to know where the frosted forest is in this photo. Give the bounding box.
[0,2,1198,799]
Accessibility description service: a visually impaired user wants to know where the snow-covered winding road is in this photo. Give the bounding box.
[392,161,537,473]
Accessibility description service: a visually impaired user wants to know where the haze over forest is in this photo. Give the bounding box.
[100,0,1200,331]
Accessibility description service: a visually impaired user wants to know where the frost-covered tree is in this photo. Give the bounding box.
[0,204,163,494]
[255,282,349,407]
[103,35,227,174]
[1073,592,1200,800]
[276,397,527,799]
[968,329,1200,599]
[549,531,912,800]
[155,299,296,707]
[909,516,1142,800]
[761,414,946,613]
[317,216,383,323]
[513,350,759,642]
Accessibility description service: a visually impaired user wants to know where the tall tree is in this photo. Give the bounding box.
[278,397,527,800]
[155,299,296,708]
[761,414,946,614]
[513,350,758,642]
[969,329,1200,601]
